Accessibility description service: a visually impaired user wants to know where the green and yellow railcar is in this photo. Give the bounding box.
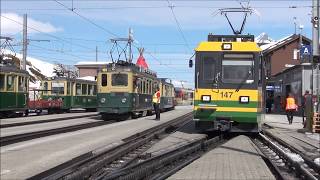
[41,77,97,112]
[97,62,159,120]
[159,78,175,111]
[190,35,265,132]
[0,66,29,118]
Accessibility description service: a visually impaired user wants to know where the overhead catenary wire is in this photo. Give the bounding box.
[53,0,118,38]
[166,0,191,52]
[53,0,177,69]
[2,5,312,11]
[0,15,97,52]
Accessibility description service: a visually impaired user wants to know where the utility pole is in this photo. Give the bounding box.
[312,0,319,113]
[96,46,98,62]
[22,14,27,70]
[128,28,133,63]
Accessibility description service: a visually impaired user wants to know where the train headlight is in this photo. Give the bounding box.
[201,95,211,102]
[239,96,249,104]
[121,98,127,103]
[100,98,106,103]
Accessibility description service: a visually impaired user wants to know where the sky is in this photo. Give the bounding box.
[0,0,314,88]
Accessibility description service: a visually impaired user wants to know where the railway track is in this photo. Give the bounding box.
[30,112,195,180]
[0,113,99,128]
[253,133,320,180]
[0,120,112,147]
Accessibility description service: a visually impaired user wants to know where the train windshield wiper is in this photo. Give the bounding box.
[235,65,253,92]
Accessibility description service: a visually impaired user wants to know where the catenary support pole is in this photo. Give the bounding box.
[22,14,27,70]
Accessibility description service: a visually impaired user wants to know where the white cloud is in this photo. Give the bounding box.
[1,13,62,35]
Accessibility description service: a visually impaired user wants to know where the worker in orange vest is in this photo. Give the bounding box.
[285,93,298,124]
[153,87,161,120]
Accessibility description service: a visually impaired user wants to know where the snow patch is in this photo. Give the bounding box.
[286,152,304,163]
[75,61,110,65]
[77,76,96,81]
[314,158,320,166]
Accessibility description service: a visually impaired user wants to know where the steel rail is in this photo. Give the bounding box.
[0,120,110,147]
[258,133,319,180]
[29,112,193,180]
[263,130,320,173]
[103,136,222,180]
[0,113,99,128]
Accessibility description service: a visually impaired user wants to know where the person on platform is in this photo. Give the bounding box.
[285,93,298,124]
[266,95,274,113]
[153,87,161,120]
[302,90,310,125]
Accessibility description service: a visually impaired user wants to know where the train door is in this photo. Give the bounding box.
[5,74,17,108]
[17,76,27,108]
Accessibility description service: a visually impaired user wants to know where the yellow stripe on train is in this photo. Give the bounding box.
[194,89,259,101]
[195,42,261,52]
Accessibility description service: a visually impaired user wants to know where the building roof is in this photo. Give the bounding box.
[271,63,312,78]
[75,61,111,67]
[262,34,311,54]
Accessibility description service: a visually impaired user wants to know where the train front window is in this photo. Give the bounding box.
[222,60,254,84]
[112,73,128,86]
[52,82,65,95]
[202,57,215,80]
[101,74,107,86]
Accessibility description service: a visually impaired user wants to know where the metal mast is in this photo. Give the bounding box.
[22,14,27,70]
[312,0,320,111]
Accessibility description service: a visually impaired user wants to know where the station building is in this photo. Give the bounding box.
[260,34,318,114]
[74,61,110,77]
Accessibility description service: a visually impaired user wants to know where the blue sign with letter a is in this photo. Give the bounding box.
[300,45,312,56]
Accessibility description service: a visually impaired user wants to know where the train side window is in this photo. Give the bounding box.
[93,85,97,95]
[76,83,81,95]
[88,84,93,95]
[18,76,24,91]
[25,77,28,92]
[82,84,87,95]
[43,82,48,94]
[101,74,107,86]
[52,82,65,95]
[146,80,149,94]
[0,74,5,91]
[6,75,15,91]
[67,82,70,95]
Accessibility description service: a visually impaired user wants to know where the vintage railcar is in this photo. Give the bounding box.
[190,34,265,132]
[97,62,175,120]
[174,87,194,106]
[41,77,97,112]
[0,65,29,118]
[159,78,175,111]
[97,62,158,120]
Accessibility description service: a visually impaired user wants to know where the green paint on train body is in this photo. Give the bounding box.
[42,95,97,110]
[160,97,174,109]
[97,93,133,114]
[97,93,174,114]
[0,92,28,111]
[194,110,258,123]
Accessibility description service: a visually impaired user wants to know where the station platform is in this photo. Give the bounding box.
[0,112,98,126]
[169,135,275,180]
[263,114,320,162]
[0,106,192,179]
